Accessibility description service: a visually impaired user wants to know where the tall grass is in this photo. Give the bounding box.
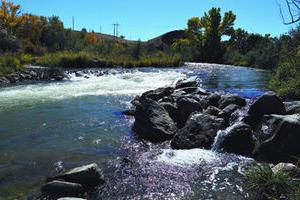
[35,51,182,68]
[0,54,26,76]
[245,164,300,200]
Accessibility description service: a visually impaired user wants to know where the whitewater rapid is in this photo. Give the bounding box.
[0,69,186,111]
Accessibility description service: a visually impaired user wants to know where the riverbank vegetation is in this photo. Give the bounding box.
[245,164,300,200]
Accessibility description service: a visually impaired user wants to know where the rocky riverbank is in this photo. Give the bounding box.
[0,66,65,85]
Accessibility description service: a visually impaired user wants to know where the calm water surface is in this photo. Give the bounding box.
[0,64,270,200]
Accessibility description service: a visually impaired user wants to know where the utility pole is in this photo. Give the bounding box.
[116,23,120,38]
[113,23,116,38]
[99,25,102,34]
[72,16,75,30]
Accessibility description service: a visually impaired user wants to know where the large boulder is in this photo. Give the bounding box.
[159,102,178,122]
[140,86,174,102]
[200,93,221,109]
[218,94,246,109]
[204,106,222,116]
[41,180,84,197]
[48,163,105,187]
[248,92,286,118]
[175,78,199,89]
[133,98,177,142]
[171,113,225,149]
[284,101,300,115]
[215,123,255,156]
[218,104,240,123]
[176,97,203,128]
[254,114,300,163]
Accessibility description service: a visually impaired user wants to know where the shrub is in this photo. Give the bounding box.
[0,55,24,75]
[245,164,300,200]
[269,57,300,100]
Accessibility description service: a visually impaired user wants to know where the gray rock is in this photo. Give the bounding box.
[49,163,105,187]
[218,104,240,122]
[248,92,286,118]
[272,163,300,178]
[200,93,221,109]
[175,78,199,89]
[176,97,203,128]
[216,123,255,156]
[284,101,300,115]
[218,94,246,109]
[171,113,225,149]
[204,106,222,116]
[254,114,300,163]
[133,98,177,142]
[41,180,84,197]
[141,86,174,102]
[160,102,178,122]
[0,76,10,84]
[58,198,87,200]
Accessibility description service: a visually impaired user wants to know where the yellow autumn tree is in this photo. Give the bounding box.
[84,31,97,45]
[0,0,23,33]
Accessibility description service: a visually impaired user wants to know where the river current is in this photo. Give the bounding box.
[0,64,269,200]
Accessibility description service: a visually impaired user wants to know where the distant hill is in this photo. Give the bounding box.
[95,30,186,49]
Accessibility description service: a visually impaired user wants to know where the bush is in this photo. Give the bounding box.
[35,51,182,68]
[269,57,300,100]
[0,55,24,75]
[245,164,300,200]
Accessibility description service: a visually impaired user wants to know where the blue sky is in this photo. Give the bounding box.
[13,0,296,41]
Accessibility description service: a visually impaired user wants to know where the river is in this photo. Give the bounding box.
[0,64,270,200]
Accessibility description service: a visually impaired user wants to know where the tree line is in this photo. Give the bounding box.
[0,0,299,99]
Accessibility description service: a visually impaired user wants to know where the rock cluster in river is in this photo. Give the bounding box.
[126,78,300,164]
[0,67,65,85]
[40,163,104,199]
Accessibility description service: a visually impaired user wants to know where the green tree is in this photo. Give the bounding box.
[200,8,236,63]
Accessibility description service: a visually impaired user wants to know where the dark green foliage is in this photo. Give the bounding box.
[245,164,300,200]
[269,57,300,100]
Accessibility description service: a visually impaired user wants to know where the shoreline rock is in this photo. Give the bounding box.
[0,66,66,85]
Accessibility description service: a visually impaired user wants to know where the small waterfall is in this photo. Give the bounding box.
[211,122,245,152]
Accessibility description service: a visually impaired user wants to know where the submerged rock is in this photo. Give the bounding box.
[49,163,105,187]
[218,94,246,109]
[133,98,177,142]
[216,123,255,156]
[171,113,225,149]
[254,114,300,163]
[41,180,84,197]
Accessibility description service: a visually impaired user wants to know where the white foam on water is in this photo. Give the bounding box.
[0,70,186,110]
[156,149,221,167]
